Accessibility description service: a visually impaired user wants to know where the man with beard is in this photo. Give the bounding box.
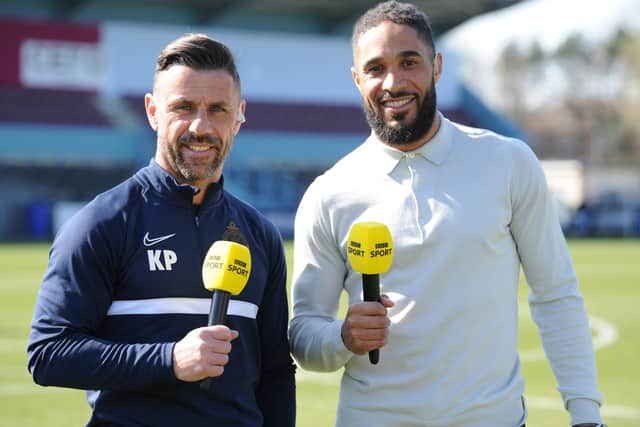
[289,2,605,427]
[28,34,295,427]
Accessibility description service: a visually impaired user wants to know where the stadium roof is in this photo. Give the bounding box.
[16,0,523,37]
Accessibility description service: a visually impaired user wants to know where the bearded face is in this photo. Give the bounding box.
[352,21,441,148]
[364,77,437,146]
[147,66,243,188]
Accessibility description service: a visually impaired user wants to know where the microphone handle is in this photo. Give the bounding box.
[208,290,230,326]
[201,290,230,391]
[362,273,380,365]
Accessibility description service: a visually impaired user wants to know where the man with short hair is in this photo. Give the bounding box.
[289,2,605,426]
[28,33,295,427]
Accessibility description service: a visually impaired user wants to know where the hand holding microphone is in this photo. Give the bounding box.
[172,241,251,388]
[345,222,394,364]
[200,241,251,390]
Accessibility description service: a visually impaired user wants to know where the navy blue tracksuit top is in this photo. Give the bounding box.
[27,160,296,427]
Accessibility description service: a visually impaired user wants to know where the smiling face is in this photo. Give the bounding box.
[145,65,245,190]
[352,20,442,151]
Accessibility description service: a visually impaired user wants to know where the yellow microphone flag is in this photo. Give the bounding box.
[347,222,393,274]
[202,241,251,295]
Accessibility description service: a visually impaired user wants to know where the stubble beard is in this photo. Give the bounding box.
[169,134,223,184]
[364,78,438,147]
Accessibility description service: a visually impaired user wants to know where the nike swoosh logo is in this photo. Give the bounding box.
[143,232,176,247]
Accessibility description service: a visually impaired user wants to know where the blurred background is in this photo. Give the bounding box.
[2,0,638,241]
[1,0,639,426]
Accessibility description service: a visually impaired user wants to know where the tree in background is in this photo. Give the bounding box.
[619,33,640,159]
[497,30,640,165]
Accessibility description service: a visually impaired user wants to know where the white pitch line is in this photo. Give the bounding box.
[590,314,619,350]
[295,371,640,421]
[0,383,86,397]
[526,395,640,420]
[519,312,619,363]
[295,312,632,421]
[294,372,640,421]
[295,369,342,385]
[0,384,41,396]
[0,337,27,353]
[4,314,630,418]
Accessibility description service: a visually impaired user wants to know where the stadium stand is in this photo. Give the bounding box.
[0,0,55,20]
[71,1,195,26]
[0,87,111,126]
[0,2,527,240]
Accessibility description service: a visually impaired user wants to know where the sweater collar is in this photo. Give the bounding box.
[137,159,224,207]
[364,112,455,175]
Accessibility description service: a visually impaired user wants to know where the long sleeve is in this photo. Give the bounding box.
[288,178,354,372]
[27,203,177,391]
[256,228,296,427]
[508,142,603,425]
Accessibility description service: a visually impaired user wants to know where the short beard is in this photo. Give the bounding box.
[170,133,221,183]
[364,79,437,147]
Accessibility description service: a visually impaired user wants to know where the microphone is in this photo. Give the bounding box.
[346,222,393,365]
[200,240,251,389]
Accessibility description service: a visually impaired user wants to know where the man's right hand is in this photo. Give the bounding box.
[172,325,239,382]
[341,294,394,355]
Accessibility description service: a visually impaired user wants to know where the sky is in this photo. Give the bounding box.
[442,0,640,64]
[439,0,640,108]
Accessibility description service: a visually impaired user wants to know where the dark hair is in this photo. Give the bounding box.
[352,1,435,52]
[155,33,241,90]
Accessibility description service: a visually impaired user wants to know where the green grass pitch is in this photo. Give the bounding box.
[1,240,638,426]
